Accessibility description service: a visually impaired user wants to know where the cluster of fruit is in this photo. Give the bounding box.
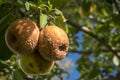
[5,19,69,75]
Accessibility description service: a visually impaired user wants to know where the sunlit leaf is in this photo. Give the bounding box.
[54,16,65,29]
[113,56,119,66]
[25,1,30,11]
[55,9,67,22]
[40,13,48,28]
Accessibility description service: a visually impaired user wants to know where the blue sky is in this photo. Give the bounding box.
[64,53,81,80]
[64,31,84,80]
[63,31,119,80]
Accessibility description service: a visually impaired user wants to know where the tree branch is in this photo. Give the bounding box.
[69,49,120,55]
[67,20,120,58]
[113,0,120,14]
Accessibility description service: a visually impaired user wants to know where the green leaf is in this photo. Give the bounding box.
[25,1,30,11]
[12,68,24,80]
[40,13,48,28]
[0,0,4,5]
[50,0,68,9]
[88,65,100,79]
[55,9,66,22]
[48,1,53,10]
[0,3,12,20]
[0,61,9,68]
[112,14,120,25]
[113,56,119,66]
[54,16,65,29]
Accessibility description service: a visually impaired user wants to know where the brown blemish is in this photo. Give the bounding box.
[58,44,66,51]
[39,67,42,71]
[33,72,35,73]
[11,34,17,43]
[29,63,34,68]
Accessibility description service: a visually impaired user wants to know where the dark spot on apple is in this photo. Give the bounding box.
[11,33,17,43]
[29,63,34,68]
[59,44,66,51]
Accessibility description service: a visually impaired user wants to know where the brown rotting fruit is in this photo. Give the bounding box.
[38,26,69,61]
[5,19,39,55]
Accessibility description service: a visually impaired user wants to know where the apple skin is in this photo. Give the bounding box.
[38,26,69,61]
[5,19,39,55]
[18,51,54,75]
